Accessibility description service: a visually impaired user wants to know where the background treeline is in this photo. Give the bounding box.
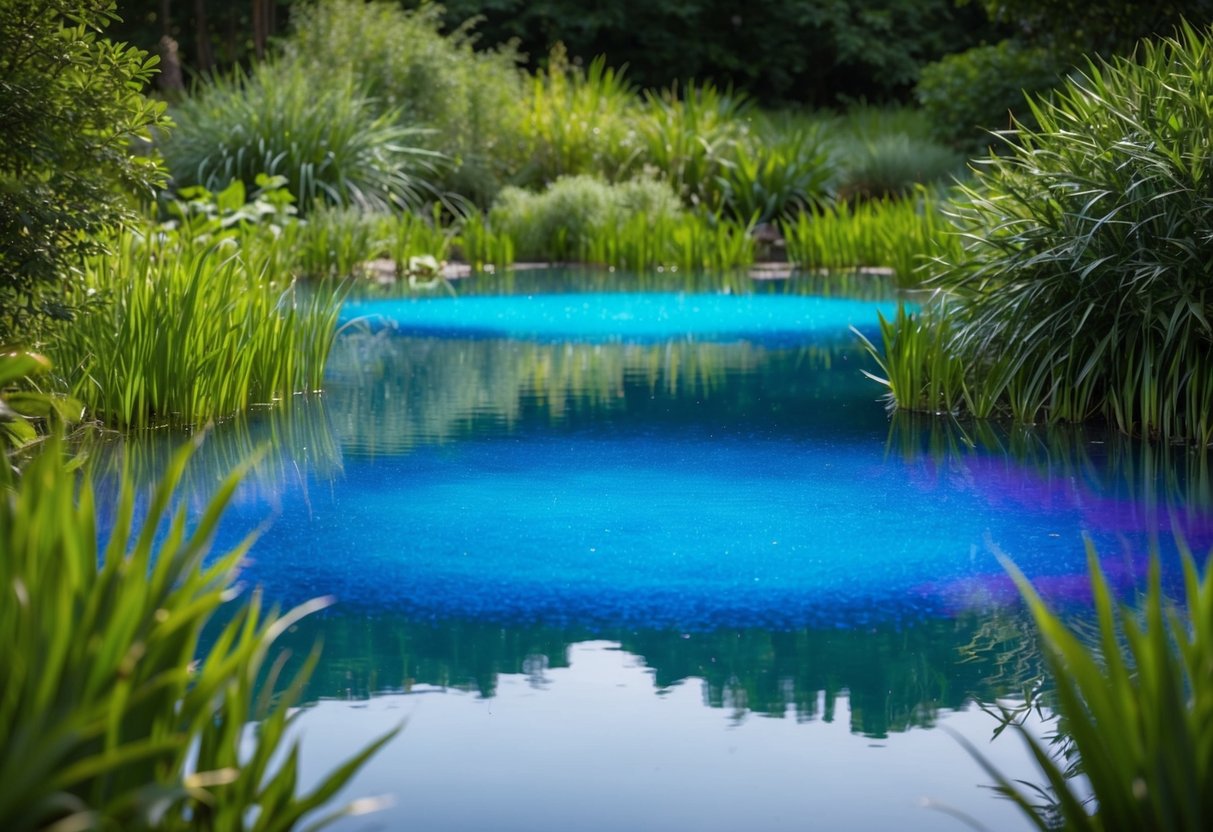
[110,0,1213,107]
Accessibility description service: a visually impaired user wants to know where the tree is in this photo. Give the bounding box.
[0,0,169,342]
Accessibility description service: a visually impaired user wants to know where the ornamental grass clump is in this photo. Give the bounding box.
[162,61,441,214]
[963,540,1213,832]
[54,230,343,428]
[0,432,394,831]
[934,23,1213,444]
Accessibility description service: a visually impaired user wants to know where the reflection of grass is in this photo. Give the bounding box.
[324,331,860,455]
[87,396,343,511]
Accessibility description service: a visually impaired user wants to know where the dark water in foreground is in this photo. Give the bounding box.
[117,271,1213,830]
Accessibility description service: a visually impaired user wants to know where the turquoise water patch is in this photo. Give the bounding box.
[340,292,907,342]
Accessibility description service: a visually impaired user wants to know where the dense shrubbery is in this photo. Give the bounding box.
[915,40,1064,152]
[0,0,169,341]
[877,24,1213,444]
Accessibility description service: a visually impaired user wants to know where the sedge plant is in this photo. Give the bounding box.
[961,540,1213,831]
[0,429,395,831]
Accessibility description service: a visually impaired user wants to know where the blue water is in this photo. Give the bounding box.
[119,276,1213,831]
[340,291,907,342]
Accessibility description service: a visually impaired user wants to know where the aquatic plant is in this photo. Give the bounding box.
[933,23,1213,443]
[162,60,441,214]
[854,303,967,416]
[457,212,516,272]
[54,231,343,428]
[717,126,833,223]
[782,189,963,285]
[0,431,393,831]
[962,540,1213,831]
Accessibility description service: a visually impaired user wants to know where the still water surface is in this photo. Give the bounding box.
[126,271,1213,830]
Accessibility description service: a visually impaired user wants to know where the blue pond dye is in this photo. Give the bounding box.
[187,288,1210,632]
[340,292,907,342]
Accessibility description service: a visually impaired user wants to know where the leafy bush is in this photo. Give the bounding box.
[161,60,441,214]
[931,23,1213,443]
[491,175,683,261]
[964,541,1213,831]
[0,0,169,341]
[0,432,394,830]
[284,0,528,206]
[916,40,1064,152]
[836,133,963,201]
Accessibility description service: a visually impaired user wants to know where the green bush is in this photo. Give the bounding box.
[716,125,832,223]
[836,133,963,201]
[491,175,683,261]
[161,61,441,214]
[915,40,1064,153]
[0,0,169,341]
[965,541,1213,831]
[931,23,1213,443]
[0,432,394,830]
[284,0,528,206]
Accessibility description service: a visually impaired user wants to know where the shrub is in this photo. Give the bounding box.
[284,0,528,206]
[836,134,963,201]
[0,431,394,830]
[717,126,832,223]
[0,0,169,341]
[964,541,1213,831]
[491,175,683,261]
[915,40,1064,153]
[161,61,441,214]
[932,23,1213,443]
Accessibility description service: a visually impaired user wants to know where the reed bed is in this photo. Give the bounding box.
[54,232,344,428]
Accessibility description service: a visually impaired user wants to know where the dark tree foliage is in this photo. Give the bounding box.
[0,0,169,342]
[109,0,996,106]
[421,0,998,104]
[972,0,1213,54]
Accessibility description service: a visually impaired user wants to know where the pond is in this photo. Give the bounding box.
[121,269,1213,830]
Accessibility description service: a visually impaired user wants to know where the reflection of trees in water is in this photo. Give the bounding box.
[272,607,1048,739]
[324,331,875,456]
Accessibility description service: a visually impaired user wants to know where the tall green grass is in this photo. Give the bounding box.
[782,189,963,285]
[633,80,751,208]
[519,48,638,187]
[717,125,832,223]
[932,23,1213,443]
[0,433,393,830]
[962,541,1213,831]
[54,231,344,428]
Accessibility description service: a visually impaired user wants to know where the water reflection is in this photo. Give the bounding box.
[272,605,1045,739]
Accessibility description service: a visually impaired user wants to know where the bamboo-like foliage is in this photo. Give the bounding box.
[0,435,394,830]
[960,541,1213,831]
[716,126,833,223]
[935,23,1213,444]
[53,231,344,428]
